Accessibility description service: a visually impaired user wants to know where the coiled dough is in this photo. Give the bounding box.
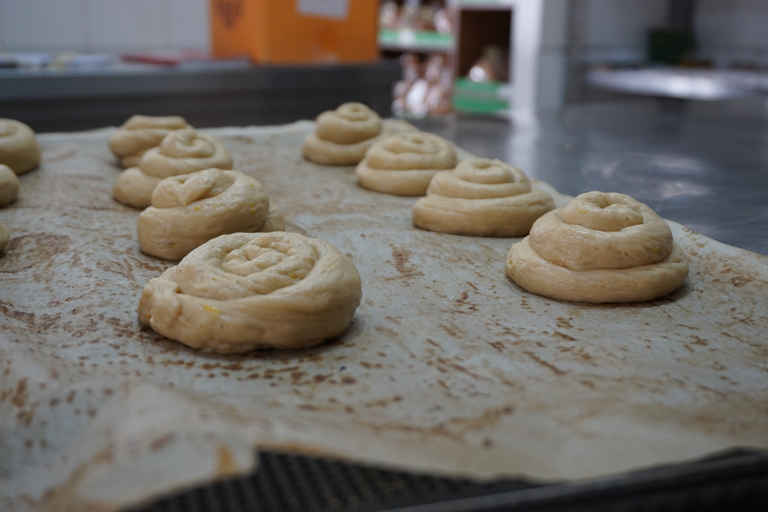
[109,115,191,168]
[0,119,40,175]
[113,129,233,209]
[0,164,19,251]
[0,164,20,208]
[138,232,363,353]
[0,221,8,252]
[138,168,286,260]
[356,132,457,196]
[302,102,396,165]
[413,158,555,236]
[505,191,689,303]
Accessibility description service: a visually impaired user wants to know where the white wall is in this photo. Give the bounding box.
[0,0,211,53]
[581,0,667,63]
[696,0,768,67]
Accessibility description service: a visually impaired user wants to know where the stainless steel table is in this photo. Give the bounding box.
[413,99,768,256]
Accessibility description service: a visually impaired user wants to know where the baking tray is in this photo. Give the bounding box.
[132,448,768,512]
[1,122,767,511]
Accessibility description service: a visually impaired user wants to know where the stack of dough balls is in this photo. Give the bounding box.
[0,164,20,251]
[356,132,457,196]
[302,102,391,165]
[138,168,285,260]
[109,115,191,167]
[113,128,233,209]
[0,118,40,175]
[505,191,689,303]
[138,231,362,353]
[413,157,555,236]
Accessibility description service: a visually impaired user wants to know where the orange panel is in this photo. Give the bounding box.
[210,0,378,64]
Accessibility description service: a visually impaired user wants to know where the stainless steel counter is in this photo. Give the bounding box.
[413,99,768,256]
[0,61,401,133]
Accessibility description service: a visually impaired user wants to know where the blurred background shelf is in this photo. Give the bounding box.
[0,61,401,133]
[378,29,455,52]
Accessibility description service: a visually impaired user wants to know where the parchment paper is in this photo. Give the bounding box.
[1,122,767,512]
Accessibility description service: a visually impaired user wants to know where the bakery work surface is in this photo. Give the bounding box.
[1,103,768,511]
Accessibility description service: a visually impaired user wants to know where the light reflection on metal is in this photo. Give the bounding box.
[587,68,768,101]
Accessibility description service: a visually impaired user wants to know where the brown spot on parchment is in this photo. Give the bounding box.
[150,433,175,451]
[217,446,240,477]
[553,331,577,342]
[730,275,753,287]
[389,246,423,279]
[1,234,73,273]
[10,378,29,407]
[522,351,566,376]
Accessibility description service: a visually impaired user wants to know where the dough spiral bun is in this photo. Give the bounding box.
[113,128,233,209]
[138,232,363,353]
[0,118,41,175]
[109,115,191,167]
[413,158,555,237]
[0,164,20,208]
[505,191,689,303]
[356,132,457,196]
[0,164,20,251]
[0,221,8,252]
[138,168,286,260]
[302,102,388,165]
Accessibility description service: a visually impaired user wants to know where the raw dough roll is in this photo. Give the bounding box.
[109,115,191,168]
[0,119,41,175]
[356,132,456,196]
[0,164,20,207]
[138,168,286,260]
[138,232,363,353]
[413,158,555,237]
[302,102,387,165]
[0,221,8,251]
[113,129,233,209]
[505,191,689,303]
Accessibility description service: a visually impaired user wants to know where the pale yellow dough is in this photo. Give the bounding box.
[356,132,457,196]
[0,221,8,251]
[138,169,286,260]
[0,164,20,208]
[138,232,362,353]
[113,129,233,209]
[0,119,41,175]
[302,102,404,165]
[109,115,191,167]
[413,158,555,236]
[505,191,689,303]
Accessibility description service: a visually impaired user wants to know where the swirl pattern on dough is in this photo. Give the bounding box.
[302,102,387,166]
[505,191,689,303]
[138,232,362,353]
[0,164,20,208]
[413,158,555,237]
[0,119,41,175]
[113,129,233,209]
[138,168,286,260]
[109,115,191,167]
[356,132,457,196]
